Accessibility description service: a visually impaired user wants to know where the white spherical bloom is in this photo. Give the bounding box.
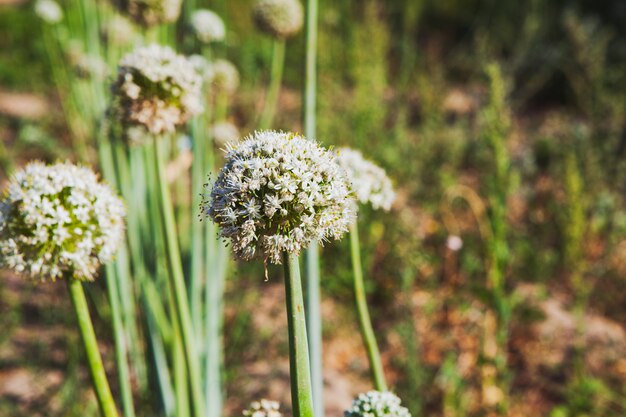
[446,235,463,251]
[112,44,203,135]
[115,0,182,27]
[204,130,354,264]
[336,147,395,211]
[35,0,63,23]
[242,399,282,417]
[191,9,226,43]
[103,15,135,46]
[252,0,303,38]
[206,59,240,94]
[0,162,126,282]
[345,391,412,417]
[210,121,240,146]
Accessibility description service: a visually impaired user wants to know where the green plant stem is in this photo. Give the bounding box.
[284,253,315,417]
[349,221,387,391]
[67,279,119,417]
[105,266,136,417]
[303,0,323,414]
[259,38,286,129]
[152,136,205,417]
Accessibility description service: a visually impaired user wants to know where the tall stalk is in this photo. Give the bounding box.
[259,39,286,129]
[349,221,387,391]
[67,279,119,417]
[152,135,205,417]
[303,0,323,415]
[284,253,315,417]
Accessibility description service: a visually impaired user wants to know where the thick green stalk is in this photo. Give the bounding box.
[283,253,315,417]
[152,136,205,417]
[104,267,136,417]
[259,38,286,129]
[349,221,387,391]
[67,279,119,417]
[303,0,323,415]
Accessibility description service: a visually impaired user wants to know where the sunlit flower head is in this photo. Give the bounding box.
[115,0,182,27]
[206,59,240,95]
[345,391,412,417]
[102,15,135,46]
[0,162,125,282]
[252,0,303,38]
[190,9,226,43]
[336,147,395,212]
[210,121,240,146]
[35,0,63,23]
[242,399,281,417]
[111,44,203,135]
[204,130,354,264]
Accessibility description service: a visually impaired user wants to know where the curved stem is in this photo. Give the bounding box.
[349,221,387,391]
[67,279,119,417]
[259,38,286,129]
[284,253,315,417]
[152,136,205,417]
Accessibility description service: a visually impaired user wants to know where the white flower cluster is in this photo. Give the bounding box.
[0,162,125,282]
[252,0,304,38]
[210,121,240,146]
[242,399,281,417]
[204,130,354,264]
[116,0,182,27]
[103,15,135,46]
[336,147,395,211]
[345,391,412,417]
[35,0,63,24]
[206,59,240,95]
[112,44,203,135]
[190,9,226,43]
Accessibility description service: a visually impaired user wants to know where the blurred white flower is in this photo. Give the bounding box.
[115,0,182,27]
[446,235,463,251]
[204,130,354,264]
[0,162,125,282]
[102,15,135,46]
[242,399,281,417]
[111,44,203,135]
[336,147,395,212]
[210,121,240,146]
[35,0,63,23]
[206,59,240,94]
[190,9,226,43]
[252,0,303,38]
[345,391,412,417]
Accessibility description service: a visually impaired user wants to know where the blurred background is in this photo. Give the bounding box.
[1,0,626,416]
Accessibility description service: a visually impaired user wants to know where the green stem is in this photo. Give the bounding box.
[349,221,387,391]
[105,267,136,417]
[259,38,286,129]
[284,253,315,417]
[152,136,205,417]
[67,279,119,417]
[303,0,323,414]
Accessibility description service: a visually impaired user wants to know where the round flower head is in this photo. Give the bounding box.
[190,9,226,43]
[204,130,354,264]
[336,147,395,211]
[242,399,281,417]
[206,59,240,95]
[115,0,182,27]
[210,121,240,146]
[111,44,203,135]
[35,0,63,23]
[252,0,303,38]
[345,391,412,417]
[102,15,135,46]
[0,162,126,282]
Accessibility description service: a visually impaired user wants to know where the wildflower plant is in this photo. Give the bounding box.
[190,9,226,44]
[336,147,395,391]
[205,130,353,417]
[0,162,124,417]
[243,399,282,417]
[206,59,240,95]
[345,391,412,417]
[115,0,183,27]
[252,0,304,39]
[111,44,203,135]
